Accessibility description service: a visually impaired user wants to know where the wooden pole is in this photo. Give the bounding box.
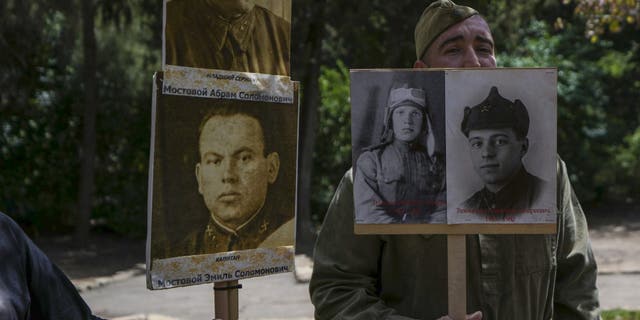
[447,234,466,320]
[213,280,240,320]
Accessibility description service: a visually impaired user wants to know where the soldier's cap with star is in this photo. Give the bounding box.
[415,0,479,60]
[461,86,530,138]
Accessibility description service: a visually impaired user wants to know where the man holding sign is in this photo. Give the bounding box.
[309,1,600,319]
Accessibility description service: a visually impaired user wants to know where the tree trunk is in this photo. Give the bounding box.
[76,0,97,241]
[293,0,327,256]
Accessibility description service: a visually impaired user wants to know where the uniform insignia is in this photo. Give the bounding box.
[259,220,269,233]
[205,224,216,241]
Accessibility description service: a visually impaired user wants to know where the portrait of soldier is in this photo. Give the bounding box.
[459,86,549,216]
[168,105,295,256]
[354,84,446,224]
[164,0,291,75]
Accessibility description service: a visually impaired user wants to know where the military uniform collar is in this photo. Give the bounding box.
[391,139,426,152]
[478,166,530,209]
[201,2,256,52]
[206,204,264,238]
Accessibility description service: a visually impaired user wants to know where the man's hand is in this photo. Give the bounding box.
[437,311,483,320]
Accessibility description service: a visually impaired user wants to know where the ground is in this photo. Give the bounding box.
[32,207,640,319]
[34,232,146,290]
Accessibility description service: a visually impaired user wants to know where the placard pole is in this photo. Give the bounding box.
[213,280,240,320]
[447,234,466,320]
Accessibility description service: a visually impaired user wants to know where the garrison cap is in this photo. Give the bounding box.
[415,0,479,60]
[461,86,530,138]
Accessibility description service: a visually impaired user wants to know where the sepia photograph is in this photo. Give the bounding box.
[147,72,298,264]
[351,69,447,225]
[163,0,291,75]
[445,69,557,224]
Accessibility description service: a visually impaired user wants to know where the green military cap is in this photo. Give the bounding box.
[461,86,530,138]
[414,0,479,60]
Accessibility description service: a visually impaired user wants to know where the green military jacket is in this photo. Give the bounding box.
[309,158,600,319]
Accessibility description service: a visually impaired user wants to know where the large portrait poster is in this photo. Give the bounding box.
[163,0,291,76]
[146,69,298,289]
[352,68,557,233]
[445,69,557,224]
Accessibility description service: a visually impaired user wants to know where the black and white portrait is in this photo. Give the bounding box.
[351,70,447,225]
[445,69,557,224]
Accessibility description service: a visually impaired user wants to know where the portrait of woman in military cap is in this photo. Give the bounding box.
[351,70,447,225]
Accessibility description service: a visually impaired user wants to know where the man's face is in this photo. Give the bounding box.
[467,128,527,191]
[392,105,424,142]
[417,15,496,68]
[195,114,279,229]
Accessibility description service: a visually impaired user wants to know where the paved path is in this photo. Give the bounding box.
[80,223,640,319]
[81,269,640,320]
[82,272,314,320]
[596,273,640,310]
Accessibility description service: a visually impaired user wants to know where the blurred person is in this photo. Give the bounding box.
[0,211,103,319]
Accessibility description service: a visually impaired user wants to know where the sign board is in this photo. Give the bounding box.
[351,68,557,234]
[146,70,298,289]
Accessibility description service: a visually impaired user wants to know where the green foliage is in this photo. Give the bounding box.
[89,5,160,237]
[1,1,79,232]
[311,61,352,224]
[566,0,640,42]
[0,0,160,236]
[320,0,424,69]
[602,309,640,320]
[498,19,639,204]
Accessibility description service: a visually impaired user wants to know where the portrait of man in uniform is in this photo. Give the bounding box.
[148,89,298,259]
[181,107,294,254]
[353,79,446,224]
[458,86,550,220]
[164,0,291,75]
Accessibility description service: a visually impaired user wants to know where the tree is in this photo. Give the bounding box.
[0,0,160,237]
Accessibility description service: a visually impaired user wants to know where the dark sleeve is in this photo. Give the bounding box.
[0,213,99,320]
[553,159,601,319]
[309,170,416,320]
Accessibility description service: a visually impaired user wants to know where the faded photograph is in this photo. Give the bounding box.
[351,70,447,224]
[149,85,297,259]
[445,69,557,224]
[164,0,291,75]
